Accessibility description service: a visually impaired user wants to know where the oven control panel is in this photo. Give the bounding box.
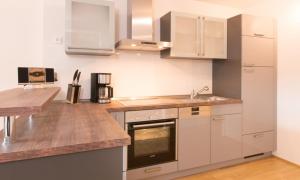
[125,108,178,123]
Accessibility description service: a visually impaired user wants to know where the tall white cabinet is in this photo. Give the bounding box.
[213,14,276,157]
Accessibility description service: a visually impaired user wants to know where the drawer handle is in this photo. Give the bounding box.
[254,134,264,138]
[144,167,162,174]
[243,63,255,67]
[213,116,225,121]
[133,122,175,129]
[243,68,255,73]
[254,33,265,37]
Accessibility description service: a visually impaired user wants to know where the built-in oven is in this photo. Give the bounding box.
[127,118,176,170]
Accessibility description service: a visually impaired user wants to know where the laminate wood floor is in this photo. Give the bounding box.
[177,157,300,180]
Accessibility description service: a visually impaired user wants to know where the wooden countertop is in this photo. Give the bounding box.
[0,102,130,163]
[0,96,241,163]
[0,87,61,116]
[107,96,242,112]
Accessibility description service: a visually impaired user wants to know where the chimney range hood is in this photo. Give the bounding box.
[116,0,171,52]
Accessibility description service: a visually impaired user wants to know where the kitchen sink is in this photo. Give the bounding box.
[196,96,228,101]
[118,95,229,106]
[180,95,229,103]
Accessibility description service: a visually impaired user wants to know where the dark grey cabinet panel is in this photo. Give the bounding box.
[0,147,123,180]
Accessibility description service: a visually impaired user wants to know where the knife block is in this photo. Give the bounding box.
[66,84,81,104]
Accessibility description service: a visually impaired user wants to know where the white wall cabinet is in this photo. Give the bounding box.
[242,14,275,39]
[171,12,199,58]
[202,17,227,59]
[242,36,275,67]
[65,0,115,55]
[161,11,227,60]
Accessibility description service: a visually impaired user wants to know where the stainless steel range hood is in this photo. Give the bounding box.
[116,0,171,51]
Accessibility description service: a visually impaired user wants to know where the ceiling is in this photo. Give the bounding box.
[195,0,263,9]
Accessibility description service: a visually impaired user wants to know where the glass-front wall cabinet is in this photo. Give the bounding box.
[65,0,115,55]
[172,13,199,58]
[161,11,227,60]
[202,17,227,59]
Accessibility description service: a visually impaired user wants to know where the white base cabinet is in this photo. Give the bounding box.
[211,105,242,163]
[243,131,274,157]
[178,104,243,170]
[178,107,211,170]
[242,67,275,134]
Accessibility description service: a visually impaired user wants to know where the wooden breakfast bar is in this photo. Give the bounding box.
[0,87,60,144]
[0,88,130,180]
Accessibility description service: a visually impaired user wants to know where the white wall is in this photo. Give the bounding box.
[241,0,300,165]
[0,0,44,91]
[273,1,300,166]
[43,0,240,99]
[0,0,44,130]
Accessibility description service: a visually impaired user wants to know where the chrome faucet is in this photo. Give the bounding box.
[191,86,210,99]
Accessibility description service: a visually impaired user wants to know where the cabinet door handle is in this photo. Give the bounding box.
[144,167,162,174]
[68,47,113,51]
[254,33,265,37]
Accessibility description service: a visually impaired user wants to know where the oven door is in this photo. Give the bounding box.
[127,119,176,170]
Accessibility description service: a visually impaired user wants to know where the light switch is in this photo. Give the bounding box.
[54,37,64,45]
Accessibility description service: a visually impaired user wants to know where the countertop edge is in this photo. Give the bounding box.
[0,87,61,117]
[107,99,242,112]
[0,137,130,164]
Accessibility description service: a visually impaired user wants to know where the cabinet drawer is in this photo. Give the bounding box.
[127,161,178,180]
[242,36,274,67]
[242,15,275,38]
[212,104,242,116]
[125,108,178,123]
[243,131,274,157]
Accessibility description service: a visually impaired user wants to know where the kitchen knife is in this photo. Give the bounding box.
[76,72,81,85]
[72,69,79,85]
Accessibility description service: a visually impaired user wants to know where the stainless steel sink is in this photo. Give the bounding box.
[118,95,229,106]
[181,95,228,103]
[196,96,228,101]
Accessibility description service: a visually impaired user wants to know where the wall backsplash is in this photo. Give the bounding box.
[46,51,213,99]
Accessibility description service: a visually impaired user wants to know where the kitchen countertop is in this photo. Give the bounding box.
[0,101,131,163]
[108,95,242,112]
[0,87,60,116]
[0,95,241,163]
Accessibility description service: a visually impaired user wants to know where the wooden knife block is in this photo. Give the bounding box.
[66,84,81,104]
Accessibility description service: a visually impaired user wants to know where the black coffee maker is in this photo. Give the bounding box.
[91,73,113,104]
